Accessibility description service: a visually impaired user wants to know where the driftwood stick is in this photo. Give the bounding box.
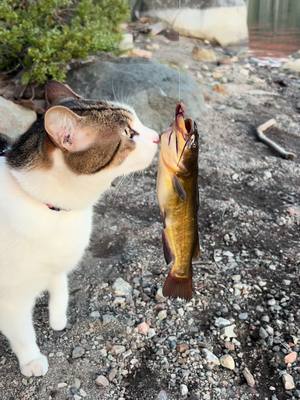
[256,119,296,160]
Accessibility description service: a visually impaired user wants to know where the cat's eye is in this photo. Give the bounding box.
[123,128,138,140]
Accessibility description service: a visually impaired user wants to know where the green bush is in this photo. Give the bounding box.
[0,0,129,85]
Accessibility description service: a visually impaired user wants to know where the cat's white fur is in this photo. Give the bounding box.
[0,109,158,377]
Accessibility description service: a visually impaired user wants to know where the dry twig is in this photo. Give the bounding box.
[256,119,296,160]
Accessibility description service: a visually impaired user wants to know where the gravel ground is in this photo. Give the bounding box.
[0,33,300,400]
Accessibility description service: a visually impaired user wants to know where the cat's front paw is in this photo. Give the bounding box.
[50,313,67,331]
[20,354,48,377]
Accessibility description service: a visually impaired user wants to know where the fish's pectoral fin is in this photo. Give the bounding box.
[172,176,186,201]
[163,271,193,300]
[162,230,173,265]
[193,230,201,260]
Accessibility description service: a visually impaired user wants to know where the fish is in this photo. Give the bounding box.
[157,103,200,300]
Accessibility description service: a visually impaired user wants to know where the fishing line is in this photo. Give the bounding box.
[178,0,181,102]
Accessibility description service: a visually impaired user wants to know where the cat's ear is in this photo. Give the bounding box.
[44,106,96,152]
[45,81,82,106]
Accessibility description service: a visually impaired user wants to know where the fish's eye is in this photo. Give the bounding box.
[123,127,138,140]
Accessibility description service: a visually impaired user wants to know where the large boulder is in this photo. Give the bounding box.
[68,58,204,132]
[134,0,248,46]
[0,97,36,140]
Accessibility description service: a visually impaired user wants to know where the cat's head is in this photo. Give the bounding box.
[7,81,159,209]
[44,81,159,175]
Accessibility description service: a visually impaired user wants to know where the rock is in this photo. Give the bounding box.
[283,59,300,73]
[57,382,68,388]
[137,322,150,335]
[0,97,36,140]
[95,375,110,388]
[119,33,134,51]
[215,317,231,328]
[155,288,166,302]
[157,390,169,400]
[259,327,268,340]
[108,368,118,381]
[102,314,117,325]
[176,343,189,353]
[157,310,167,320]
[192,47,217,62]
[282,373,295,391]
[202,349,220,368]
[239,312,248,320]
[180,384,189,396]
[68,57,204,132]
[284,352,297,364]
[141,0,248,46]
[111,345,126,355]
[72,346,85,359]
[219,354,235,370]
[129,48,153,59]
[112,278,132,297]
[243,368,255,387]
[221,325,237,339]
[148,328,156,338]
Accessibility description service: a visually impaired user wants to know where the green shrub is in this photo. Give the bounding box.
[0,0,129,85]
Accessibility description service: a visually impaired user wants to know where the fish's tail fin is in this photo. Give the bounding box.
[163,272,193,300]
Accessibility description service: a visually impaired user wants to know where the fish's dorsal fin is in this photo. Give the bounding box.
[172,176,186,201]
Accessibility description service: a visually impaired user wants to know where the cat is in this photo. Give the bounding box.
[0,81,159,377]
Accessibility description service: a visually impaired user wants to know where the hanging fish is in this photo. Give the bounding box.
[157,103,200,300]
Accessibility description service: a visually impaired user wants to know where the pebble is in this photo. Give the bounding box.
[108,368,118,382]
[157,310,167,320]
[95,375,109,388]
[202,349,220,368]
[243,368,255,387]
[268,298,276,306]
[221,325,237,339]
[57,382,68,388]
[284,351,297,364]
[219,355,235,370]
[215,317,231,328]
[157,390,169,400]
[239,312,248,320]
[155,287,166,302]
[137,322,150,335]
[111,345,126,355]
[72,346,85,359]
[176,343,189,353]
[259,327,268,340]
[112,278,132,297]
[282,373,295,390]
[148,328,156,338]
[192,46,217,62]
[180,384,189,396]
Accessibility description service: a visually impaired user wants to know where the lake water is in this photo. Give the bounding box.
[248,0,300,58]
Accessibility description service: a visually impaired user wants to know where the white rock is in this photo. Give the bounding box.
[220,354,235,370]
[112,278,132,297]
[111,345,126,355]
[119,33,134,51]
[202,349,220,369]
[221,324,237,339]
[146,6,248,46]
[157,310,167,320]
[215,317,231,328]
[0,96,36,140]
[180,384,189,396]
[95,375,109,388]
[243,368,255,387]
[283,59,300,73]
[282,373,295,390]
